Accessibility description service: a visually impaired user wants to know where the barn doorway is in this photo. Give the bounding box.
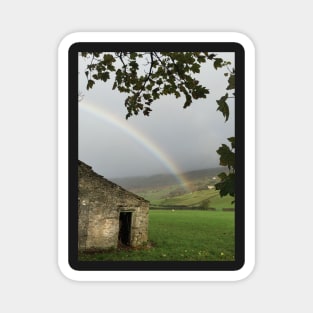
[118,212,132,246]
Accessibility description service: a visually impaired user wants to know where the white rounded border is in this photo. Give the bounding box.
[58,32,255,281]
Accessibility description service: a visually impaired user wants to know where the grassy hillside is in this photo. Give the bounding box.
[147,189,234,210]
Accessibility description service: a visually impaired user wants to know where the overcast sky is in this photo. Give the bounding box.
[78,53,234,179]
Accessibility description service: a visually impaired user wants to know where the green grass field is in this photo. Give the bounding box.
[79,210,235,261]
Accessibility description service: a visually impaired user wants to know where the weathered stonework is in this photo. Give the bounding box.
[78,161,149,251]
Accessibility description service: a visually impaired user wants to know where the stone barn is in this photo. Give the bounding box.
[78,161,149,251]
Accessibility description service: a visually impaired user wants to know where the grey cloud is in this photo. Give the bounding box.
[78,53,235,178]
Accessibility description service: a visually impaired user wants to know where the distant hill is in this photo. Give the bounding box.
[110,167,226,192]
[183,167,226,181]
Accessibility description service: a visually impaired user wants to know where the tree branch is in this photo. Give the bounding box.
[137,52,154,98]
[117,52,127,70]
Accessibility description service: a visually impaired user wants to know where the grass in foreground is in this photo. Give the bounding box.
[79,210,234,262]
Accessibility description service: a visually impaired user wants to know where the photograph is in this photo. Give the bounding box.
[69,44,243,270]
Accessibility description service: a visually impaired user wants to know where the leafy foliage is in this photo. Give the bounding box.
[216,138,235,170]
[215,137,235,200]
[216,93,230,121]
[214,64,236,201]
[81,52,232,119]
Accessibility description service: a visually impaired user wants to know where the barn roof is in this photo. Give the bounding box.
[78,160,149,203]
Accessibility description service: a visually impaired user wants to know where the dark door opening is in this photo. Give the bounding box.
[118,212,132,246]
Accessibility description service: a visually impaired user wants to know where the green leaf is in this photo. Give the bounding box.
[213,58,223,70]
[102,54,115,64]
[143,93,151,100]
[174,91,181,98]
[86,79,95,90]
[228,137,235,149]
[129,61,139,70]
[226,74,235,90]
[215,173,235,198]
[99,71,110,82]
[217,172,227,180]
[190,63,200,73]
[183,92,192,108]
[107,64,115,72]
[146,83,154,91]
[197,55,206,63]
[216,93,229,121]
[143,107,152,116]
[216,142,235,170]
[130,52,137,60]
[156,79,163,85]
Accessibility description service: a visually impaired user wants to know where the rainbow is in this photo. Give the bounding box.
[79,100,192,192]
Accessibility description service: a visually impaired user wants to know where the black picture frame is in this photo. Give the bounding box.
[68,42,245,271]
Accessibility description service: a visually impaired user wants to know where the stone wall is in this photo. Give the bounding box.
[78,161,149,251]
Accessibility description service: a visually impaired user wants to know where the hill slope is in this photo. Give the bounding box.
[110,167,226,192]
